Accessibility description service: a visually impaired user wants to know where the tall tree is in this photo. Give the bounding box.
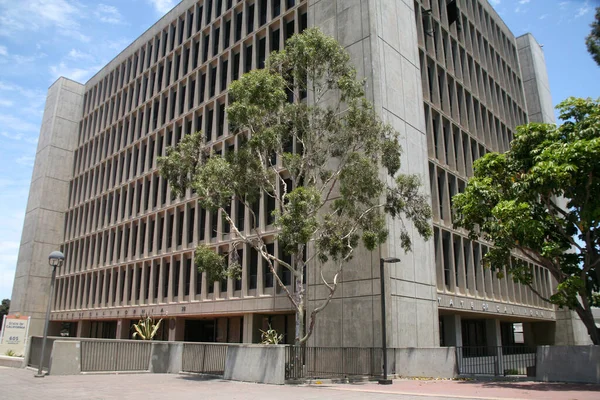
[159,28,432,344]
[0,299,9,322]
[453,97,600,344]
[586,7,600,67]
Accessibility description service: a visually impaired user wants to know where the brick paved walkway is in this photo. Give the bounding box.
[1,367,599,400]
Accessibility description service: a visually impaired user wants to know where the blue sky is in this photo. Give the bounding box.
[0,0,598,300]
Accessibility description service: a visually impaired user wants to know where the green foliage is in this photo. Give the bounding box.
[260,325,284,345]
[159,28,432,344]
[0,298,9,321]
[194,244,241,282]
[5,350,17,357]
[131,315,163,340]
[586,7,600,67]
[453,97,600,344]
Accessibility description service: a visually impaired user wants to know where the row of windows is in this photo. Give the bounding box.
[433,226,553,309]
[81,0,303,138]
[53,242,297,312]
[417,7,525,115]
[73,17,304,181]
[421,52,525,146]
[420,0,521,72]
[416,1,552,311]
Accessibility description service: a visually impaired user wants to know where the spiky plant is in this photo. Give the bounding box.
[131,315,163,340]
[260,324,284,345]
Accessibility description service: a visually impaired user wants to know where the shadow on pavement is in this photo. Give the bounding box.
[457,380,600,392]
[177,374,224,382]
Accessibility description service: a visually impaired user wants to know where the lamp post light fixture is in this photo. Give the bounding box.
[35,250,64,378]
[378,256,401,385]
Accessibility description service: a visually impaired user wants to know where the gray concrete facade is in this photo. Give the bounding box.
[10,0,576,350]
[10,77,84,337]
[516,33,555,124]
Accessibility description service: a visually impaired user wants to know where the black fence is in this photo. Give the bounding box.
[456,346,537,376]
[285,346,381,380]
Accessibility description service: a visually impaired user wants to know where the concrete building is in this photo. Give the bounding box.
[10,0,590,347]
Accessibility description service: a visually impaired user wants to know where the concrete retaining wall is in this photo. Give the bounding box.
[49,340,81,375]
[150,342,183,374]
[0,355,25,368]
[224,345,286,384]
[536,346,600,384]
[394,347,458,379]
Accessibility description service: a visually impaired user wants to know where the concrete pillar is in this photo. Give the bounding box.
[116,318,130,339]
[168,317,184,341]
[442,314,462,347]
[76,320,91,338]
[242,313,255,343]
[10,77,85,336]
[516,33,555,124]
[486,319,503,374]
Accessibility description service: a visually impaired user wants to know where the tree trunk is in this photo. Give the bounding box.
[574,303,600,345]
[294,252,305,345]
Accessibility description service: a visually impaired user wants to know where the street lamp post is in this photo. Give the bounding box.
[35,250,64,378]
[378,256,401,385]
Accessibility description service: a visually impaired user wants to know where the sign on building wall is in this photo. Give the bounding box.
[0,314,30,356]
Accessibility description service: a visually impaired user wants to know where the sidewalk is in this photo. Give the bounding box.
[1,367,599,400]
[314,379,600,400]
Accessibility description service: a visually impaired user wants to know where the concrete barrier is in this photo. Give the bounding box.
[536,345,600,384]
[49,340,81,375]
[0,355,25,368]
[394,347,458,379]
[224,344,286,384]
[149,342,183,374]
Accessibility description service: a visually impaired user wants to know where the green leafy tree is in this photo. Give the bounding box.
[453,97,600,344]
[586,7,600,67]
[158,28,432,344]
[0,299,10,322]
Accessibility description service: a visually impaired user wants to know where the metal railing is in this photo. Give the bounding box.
[80,339,152,372]
[456,346,536,376]
[285,346,381,380]
[28,336,61,370]
[181,343,229,375]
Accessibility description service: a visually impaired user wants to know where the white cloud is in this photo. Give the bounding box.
[0,99,13,107]
[539,14,549,20]
[0,131,38,144]
[49,62,103,83]
[95,4,124,25]
[519,0,531,4]
[147,0,177,15]
[15,156,35,167]
[107,38,132,52]
[0,0,89,42]
[0,45,7,56]
[0,114,40,133]
[0,240,19,300]
[489,0,501,5]
[67,49,94,61]
[575,1,591,18]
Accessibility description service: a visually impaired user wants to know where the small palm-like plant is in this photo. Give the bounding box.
[260,325,284,345]
[132,315,163,340]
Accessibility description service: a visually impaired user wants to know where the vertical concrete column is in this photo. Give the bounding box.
[10,77,85,336]
[116,318,130,339]
[486,319,503,374]
[242,313,255,343]
[442,314,463,347]
[516,33,555,124]
[76,320,91,338]
[168,318,185,341]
